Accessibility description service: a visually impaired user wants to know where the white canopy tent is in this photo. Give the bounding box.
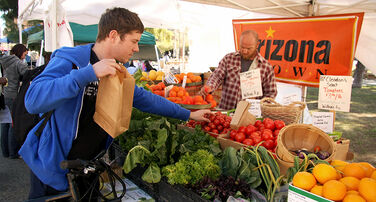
[18,0,376,73]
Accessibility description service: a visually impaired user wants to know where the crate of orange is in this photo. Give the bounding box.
[289,161,376,202]
[146,82,166,97]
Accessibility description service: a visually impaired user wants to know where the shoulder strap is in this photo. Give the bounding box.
[34,111,53,138]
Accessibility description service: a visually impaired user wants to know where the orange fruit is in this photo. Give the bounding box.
[177,90,185,97]
[331,160,349,172]
[193,96,204,103]
[322,180,347,201]
[340,176,360,191]
[371,170,376,180]
[358,178,376,202]
[172,86,179,92]
[292,172,317,191]
[343,194,366,202]
[206,94,214,101]
[343,163,366,179]
[346,190,360,196]
[310,185,323,196]
[358,162,375,178]
[312,163,338,184]
[209,100,217,108]
[186,78,192,83]
[169,91,177,97]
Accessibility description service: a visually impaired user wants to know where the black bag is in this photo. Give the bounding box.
[11,65,50,145]
[12,63,77,145]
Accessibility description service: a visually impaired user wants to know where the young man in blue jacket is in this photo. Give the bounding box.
[20,7,210,200]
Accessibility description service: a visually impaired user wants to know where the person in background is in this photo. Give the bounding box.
[127,60,138,74]
[20,7,211,200]
[0,44,29,159]
[199,30,277,110]
[144,60,156,72]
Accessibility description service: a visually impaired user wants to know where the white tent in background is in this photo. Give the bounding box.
[18,0,376,73]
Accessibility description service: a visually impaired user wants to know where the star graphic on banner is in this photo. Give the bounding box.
[265,26,276,38]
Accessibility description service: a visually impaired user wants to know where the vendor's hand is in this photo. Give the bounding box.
[93,59,126,78]
[199,85,212,97]
[189,109,211,122]
[0,77,7,85]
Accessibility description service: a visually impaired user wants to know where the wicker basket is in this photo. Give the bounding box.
[276,124,336,163]
[260,97,306,125]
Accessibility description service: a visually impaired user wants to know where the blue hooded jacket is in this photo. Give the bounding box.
[19,44,190,191]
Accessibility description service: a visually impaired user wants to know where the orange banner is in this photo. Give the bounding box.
[233,13,364,87]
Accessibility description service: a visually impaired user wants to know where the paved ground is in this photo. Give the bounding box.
[0,154,30,201]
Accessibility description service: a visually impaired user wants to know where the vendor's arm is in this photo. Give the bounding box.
[133,86,210,122]
[262,64,277,99]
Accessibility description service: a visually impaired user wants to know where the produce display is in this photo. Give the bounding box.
[173,72,202,84]
[185,111,232,135]
[140,70,165,81]
[114,71,376,202]
[292,160,376,202]
[225,118,285,152]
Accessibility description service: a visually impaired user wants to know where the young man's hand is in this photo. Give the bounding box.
[93,59,126,78]
[189,109,211,122]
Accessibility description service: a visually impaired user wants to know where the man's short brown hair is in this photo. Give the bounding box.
[96,7,144,42]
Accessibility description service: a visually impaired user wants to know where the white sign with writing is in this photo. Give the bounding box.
[240,69,263,99]
[318,75,352,112]
[245,99,262,118]
[312,112,334,134]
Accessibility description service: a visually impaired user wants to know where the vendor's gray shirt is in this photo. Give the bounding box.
[241,58,253,73]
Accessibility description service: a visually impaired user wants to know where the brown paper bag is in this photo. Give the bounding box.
[93,67,135,138]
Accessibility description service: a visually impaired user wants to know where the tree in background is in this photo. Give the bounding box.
[0,0,43,44]
[145,28,174,54]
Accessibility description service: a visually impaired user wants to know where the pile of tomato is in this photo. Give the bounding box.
[185,111,231,134]
[228,118,286,152]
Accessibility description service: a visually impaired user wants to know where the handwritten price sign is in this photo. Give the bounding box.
[318,75,352,112]
[240,69,263,99]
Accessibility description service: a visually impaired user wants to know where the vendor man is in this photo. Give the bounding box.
[200,30,277,110]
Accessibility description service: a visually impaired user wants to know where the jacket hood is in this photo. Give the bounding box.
[51,43,94,68]
[0,55,20,68]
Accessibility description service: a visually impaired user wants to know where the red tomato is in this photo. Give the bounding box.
[230,130,237,139]
[223,122,230,128]
[274,138,278,147]
[245,125,257,136]
[264,121,275,131]
[250,132,261,140]
[258,124,265,133]
[273,129,280,137]
[211,129,219,134]
[209,123,216,129]
[235,132,246,143]
[242,139,254,146]
[261,131,273,141]
[209,115,215,122]
[213,119,220,126]
[204,126,211,131]
[262,139,275,150]
[217,125,223,132]
[274,120,286,130]
[254,120,262,128]
[238,126,246,134]
[221,128,229,134]
[314,146,321,153]
[252,136,262,145]
[263,118,273,125]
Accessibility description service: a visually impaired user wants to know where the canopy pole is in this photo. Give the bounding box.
[18,23,23,44]
[51,0,57,51]
[154,45,160,70]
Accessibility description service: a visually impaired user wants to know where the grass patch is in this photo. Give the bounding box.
[306,85,376,166]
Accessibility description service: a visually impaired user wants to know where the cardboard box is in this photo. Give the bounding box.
[230,101,256,129]
[333,138,353,161]
[288,183,333,202]
[217,136,247,150]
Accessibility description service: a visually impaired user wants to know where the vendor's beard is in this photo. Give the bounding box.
[241,52,256,60]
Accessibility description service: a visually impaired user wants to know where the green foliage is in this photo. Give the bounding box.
[119,109,221,184]
[219,147,262,189]
[162,150,220,185]
[145,28,174,53]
